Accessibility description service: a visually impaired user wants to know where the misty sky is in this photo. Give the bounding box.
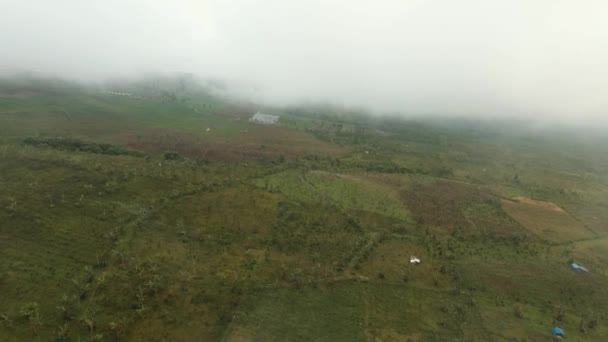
[2,1,608,122]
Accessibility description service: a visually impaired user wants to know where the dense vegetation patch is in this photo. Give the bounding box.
[23,137,146,157]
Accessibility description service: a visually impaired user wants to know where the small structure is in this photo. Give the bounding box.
[570,262,589,272]
[552,326,565,337]
[250,112,279,125]
[410,256,421,265]
[108,91,133,97]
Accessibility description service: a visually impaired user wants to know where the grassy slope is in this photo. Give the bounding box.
[1,79,608,341]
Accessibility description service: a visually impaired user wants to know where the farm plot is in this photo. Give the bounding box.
[255,170,410,221]
[223,282,467,342]
[501,197,594,242]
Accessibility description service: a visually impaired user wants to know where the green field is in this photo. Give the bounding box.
[1,77,608,341]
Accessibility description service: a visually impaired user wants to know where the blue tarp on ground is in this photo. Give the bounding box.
[571,262,589,272]
[552,326,565,336]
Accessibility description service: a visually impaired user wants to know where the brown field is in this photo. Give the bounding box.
[116,125,346,161]
[342,173,412,196]
[212,105,257,119]
[501,198,594,242]
[400,180,485,231]
[400,180,527,239]
[512,196,564,212]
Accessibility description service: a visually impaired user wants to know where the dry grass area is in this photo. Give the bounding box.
[501,198,594,242]
[400,180,486,231]
[568,238,608,269]
[205,125,347,160]
[399,180,527,239]
[117,125,346,161]
[512,196,565,212]
[341,173,412,197]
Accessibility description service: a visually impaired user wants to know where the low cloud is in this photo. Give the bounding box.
[2,0,607,123]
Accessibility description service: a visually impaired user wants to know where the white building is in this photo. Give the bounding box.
[250,112,279,125]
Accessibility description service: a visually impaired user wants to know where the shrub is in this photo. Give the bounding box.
[18,302,39,321]
[164,151,180,160]
[23,137,145,157]
[514,304,524,319]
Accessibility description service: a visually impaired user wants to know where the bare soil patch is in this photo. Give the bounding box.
[512,196,565,212]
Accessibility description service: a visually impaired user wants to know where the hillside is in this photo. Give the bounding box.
[1,78,608,341]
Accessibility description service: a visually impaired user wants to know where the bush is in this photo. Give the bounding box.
[164,151,180,160]
[18,302,39,320]
[23,137,145,157]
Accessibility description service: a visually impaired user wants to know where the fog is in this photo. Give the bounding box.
[2,1,608,124]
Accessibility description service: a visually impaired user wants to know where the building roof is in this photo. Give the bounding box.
[250,112,279,124]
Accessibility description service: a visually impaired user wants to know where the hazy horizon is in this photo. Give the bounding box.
[2,1,608,125]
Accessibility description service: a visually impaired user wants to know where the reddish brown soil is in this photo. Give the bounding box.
[113,125,347,161]
[512,196,564,212]
[401,180,528,239]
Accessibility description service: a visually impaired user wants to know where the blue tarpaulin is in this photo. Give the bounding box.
[552,326,565,336]
[571,263,589,272]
